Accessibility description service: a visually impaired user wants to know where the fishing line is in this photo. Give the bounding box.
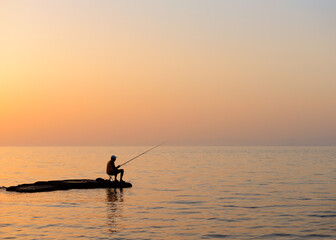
[119,142,166,167]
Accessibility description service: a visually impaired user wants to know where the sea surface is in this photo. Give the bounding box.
[0,146,335,240]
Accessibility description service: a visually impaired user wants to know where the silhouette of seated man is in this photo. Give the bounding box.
[106,155,124,182]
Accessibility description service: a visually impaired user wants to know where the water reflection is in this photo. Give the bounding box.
[105,188,124,233]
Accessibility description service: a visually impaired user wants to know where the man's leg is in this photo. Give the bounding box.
[119,169,124,181]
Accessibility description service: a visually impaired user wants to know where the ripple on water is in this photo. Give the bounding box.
[304,234,334,238]
[171,200,205,205]
[0,224,11,227]
[201,234,230,239]
[308,214,336,218]
[258,233,296,238]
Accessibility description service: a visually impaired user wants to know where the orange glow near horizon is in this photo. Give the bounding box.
[0,1,336,145]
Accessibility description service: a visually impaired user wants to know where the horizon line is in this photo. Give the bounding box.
[0,144,335,147]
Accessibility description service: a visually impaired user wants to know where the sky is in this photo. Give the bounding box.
[0,0,335,146]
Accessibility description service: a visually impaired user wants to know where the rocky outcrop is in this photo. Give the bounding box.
[6,178,132,193]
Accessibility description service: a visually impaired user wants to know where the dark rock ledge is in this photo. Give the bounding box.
[6,178,132,193]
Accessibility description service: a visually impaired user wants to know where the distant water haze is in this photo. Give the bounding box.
[0,0,336,146]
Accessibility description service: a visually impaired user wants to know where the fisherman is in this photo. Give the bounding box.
[106,155,124,182]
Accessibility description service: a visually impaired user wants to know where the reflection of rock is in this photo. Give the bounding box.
[6,179,132,193]
[106,188,124,233]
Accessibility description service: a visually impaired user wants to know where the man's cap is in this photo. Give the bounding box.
[111,155,117,160]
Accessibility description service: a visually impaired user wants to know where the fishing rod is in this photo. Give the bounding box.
[119,142,166,167]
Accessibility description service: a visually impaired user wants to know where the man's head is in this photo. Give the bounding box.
[111,155,117,161]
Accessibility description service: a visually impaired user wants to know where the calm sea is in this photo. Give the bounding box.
[0,146,335,239]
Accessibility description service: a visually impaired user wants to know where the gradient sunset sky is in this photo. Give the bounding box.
[1,0,335,146]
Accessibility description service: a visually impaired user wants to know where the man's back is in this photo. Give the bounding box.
[106,160,116,175]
